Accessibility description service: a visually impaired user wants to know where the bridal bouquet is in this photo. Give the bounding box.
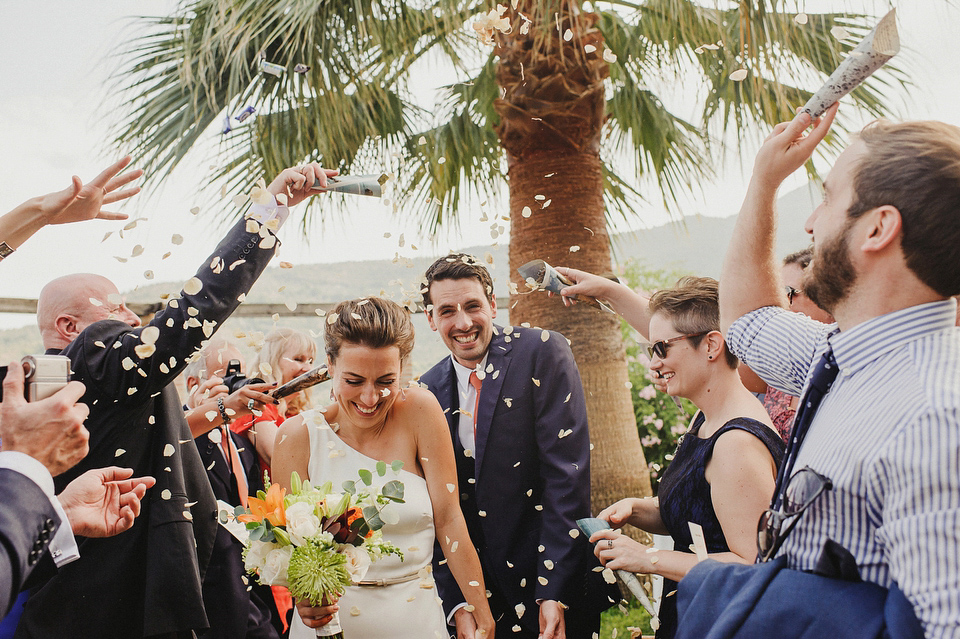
[236,463,405,637]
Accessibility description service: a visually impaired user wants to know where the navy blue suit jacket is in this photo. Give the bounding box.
[17,217,277,639]
[420,324,616,633]
[0,469,58,618]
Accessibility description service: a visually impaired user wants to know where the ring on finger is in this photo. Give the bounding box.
[607,539,614,549]
[247,399,256,410]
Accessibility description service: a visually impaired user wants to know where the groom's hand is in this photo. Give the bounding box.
[539,600,566,639]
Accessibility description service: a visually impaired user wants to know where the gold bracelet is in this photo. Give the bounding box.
[0,242,13,261]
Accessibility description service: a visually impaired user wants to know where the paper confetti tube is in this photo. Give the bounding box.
[576,517,656,616]
[517,260,615,314]
[311,174,386,197]
[801,9,899,118]
[272,365,329,400]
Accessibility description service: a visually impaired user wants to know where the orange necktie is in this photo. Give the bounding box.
[220,426,249,507]
[469,371,482,437]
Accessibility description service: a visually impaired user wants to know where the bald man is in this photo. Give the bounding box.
[17,164,337,639]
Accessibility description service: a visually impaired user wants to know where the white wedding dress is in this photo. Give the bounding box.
[289,410,450,639]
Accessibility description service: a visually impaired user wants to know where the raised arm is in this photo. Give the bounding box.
[719,104,838,336]
[413,389,496,639]
[554,267,653,339]
[0,157,141,251]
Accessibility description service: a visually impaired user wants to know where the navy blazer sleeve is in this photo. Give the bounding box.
[0,469,59,617]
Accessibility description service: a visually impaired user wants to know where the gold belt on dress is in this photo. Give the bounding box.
[356,571,422,587]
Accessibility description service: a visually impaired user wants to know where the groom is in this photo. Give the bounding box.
[420,254,617,639]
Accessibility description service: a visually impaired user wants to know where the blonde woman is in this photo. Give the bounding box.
[231,327,317,473]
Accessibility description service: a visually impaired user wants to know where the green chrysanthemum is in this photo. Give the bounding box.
[288,540,351,605]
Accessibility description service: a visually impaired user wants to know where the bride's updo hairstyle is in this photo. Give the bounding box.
[324,297,415,364]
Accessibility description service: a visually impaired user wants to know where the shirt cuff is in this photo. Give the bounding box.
[50,497,80,566]
[246,195,290,229]
[446,602,469,627]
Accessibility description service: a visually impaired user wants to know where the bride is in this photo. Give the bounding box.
[273,297,495,638]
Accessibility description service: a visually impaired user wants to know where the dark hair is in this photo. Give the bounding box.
[849,120,960,296]
[648,276,738,369]
[783,247,814,270]
[324,297,415,363]
[422,253,495,308]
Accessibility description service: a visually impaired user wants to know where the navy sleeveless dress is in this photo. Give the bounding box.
[654,413,785,638]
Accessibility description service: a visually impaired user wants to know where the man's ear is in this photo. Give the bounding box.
[860,205,903,253]
[426,309,438,332]
[489,297,497,320]
[54,314,81,343]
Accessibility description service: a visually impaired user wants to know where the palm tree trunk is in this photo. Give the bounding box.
[506,149,652,517]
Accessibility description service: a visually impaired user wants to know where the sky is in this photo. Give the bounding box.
[1,0,958,330]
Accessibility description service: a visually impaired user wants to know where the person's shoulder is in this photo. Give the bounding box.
[394,385,443,414]
[417,357,452,387]
[712,421,780,462]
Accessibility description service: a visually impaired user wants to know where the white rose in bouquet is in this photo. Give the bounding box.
[260,545,294,587]
[286,501,321,545]
[341,543,372,583]
[243,540,273,575]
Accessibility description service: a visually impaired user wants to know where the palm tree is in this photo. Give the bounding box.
[111,0,898,516]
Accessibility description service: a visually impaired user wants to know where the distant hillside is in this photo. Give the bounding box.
[0,184,818,370]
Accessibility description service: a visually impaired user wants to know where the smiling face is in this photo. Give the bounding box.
[646,312,709,400]
[329,343,402,429]
[427,277,497,368]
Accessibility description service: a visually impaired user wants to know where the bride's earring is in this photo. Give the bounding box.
[329,389,336,402]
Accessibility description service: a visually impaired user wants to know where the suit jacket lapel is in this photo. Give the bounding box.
[475,325,513,473]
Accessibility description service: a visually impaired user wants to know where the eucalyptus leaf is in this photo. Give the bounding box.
[363,505,384,530]
[358,469,373,486]
[376,460,387,476]
[342,479,356,494]
[382,480,405,502]
[391,460,404,473]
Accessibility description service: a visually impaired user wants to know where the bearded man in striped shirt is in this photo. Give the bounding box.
[717,102,960,638]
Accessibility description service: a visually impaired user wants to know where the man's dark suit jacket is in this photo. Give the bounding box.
[0,469,58,619]
[420,324,617,635]
[16,217,277,639]
[195,428,280,639]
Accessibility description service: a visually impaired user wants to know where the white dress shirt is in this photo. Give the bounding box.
[451,354,488,455]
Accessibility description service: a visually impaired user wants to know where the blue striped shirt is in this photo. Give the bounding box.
[728,300,960,638]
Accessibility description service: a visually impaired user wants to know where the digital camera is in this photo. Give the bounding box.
[0,354,73,402]
[220,359,265,394]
